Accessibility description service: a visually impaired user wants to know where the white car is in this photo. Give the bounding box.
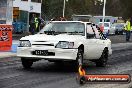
[17,21,112,69]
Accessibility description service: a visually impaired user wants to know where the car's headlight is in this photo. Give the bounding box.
[19,40,31,47]
[55,41,74,49]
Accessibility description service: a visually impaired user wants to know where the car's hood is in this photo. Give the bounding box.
[20,34,85,42]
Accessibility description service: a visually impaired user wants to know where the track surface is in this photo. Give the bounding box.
[0,49,132,88]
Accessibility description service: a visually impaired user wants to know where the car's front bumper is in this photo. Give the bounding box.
[17,46,78,60]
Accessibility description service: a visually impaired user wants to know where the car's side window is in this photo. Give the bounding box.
[96,26,106,40]
[93,25,100,39]
[86,24,95,39]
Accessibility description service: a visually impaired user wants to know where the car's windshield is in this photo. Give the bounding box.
[39,22,85,35]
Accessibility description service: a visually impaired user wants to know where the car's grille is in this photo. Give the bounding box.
[34,41,47,42]
[32,44,54,46]
[32,50,55,56]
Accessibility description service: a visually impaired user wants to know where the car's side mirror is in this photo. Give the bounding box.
[93,24,95,26]
[87,33,95,39]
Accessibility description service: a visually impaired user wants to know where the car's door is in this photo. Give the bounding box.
[83,24,104,60]
[93,25,106,55]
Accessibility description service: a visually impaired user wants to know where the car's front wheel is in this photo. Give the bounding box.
[21,58,33,69]
[75,49,83,68]
[96,48,108,67]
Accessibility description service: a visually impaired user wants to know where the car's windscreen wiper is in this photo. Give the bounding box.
[41,31,84,35]
[43,31,67,35]
[67,31,84,35]
[44,31,55,35]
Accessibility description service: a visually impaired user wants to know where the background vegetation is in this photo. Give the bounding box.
[41,0,132,20]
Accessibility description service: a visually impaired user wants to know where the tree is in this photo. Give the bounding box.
[41,0,132,20]
[120,0,132,19]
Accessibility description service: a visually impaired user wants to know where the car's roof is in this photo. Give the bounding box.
[83,22,92,23]
[51,21,82,22]
[51,21,91,24]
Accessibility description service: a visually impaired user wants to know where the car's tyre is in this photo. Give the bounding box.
[120,31,123,35]
[76,49,84,68]
[96,48,108,67]
[115,31,118,35]
[21,58,33,69]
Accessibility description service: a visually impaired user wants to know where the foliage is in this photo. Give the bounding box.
[41,0,132,20]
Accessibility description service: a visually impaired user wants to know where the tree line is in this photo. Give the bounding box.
[41,0,132,20]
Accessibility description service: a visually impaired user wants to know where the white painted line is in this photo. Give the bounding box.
[0,52,16,58]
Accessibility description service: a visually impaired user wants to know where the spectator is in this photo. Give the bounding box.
[29,14,36,35]
[38,17,44,32]
[125,18,132,41]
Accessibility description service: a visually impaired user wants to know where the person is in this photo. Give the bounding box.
[38,17,43,32]
[99,24,104,33]
[34,16,39,32]
[125,18,132,41]
[39,17,45,30]
[105,29,109,38]
[29,14,36,35]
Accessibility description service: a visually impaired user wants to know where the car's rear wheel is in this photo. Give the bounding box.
[96,48,108,67]
[21,58,33,69]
